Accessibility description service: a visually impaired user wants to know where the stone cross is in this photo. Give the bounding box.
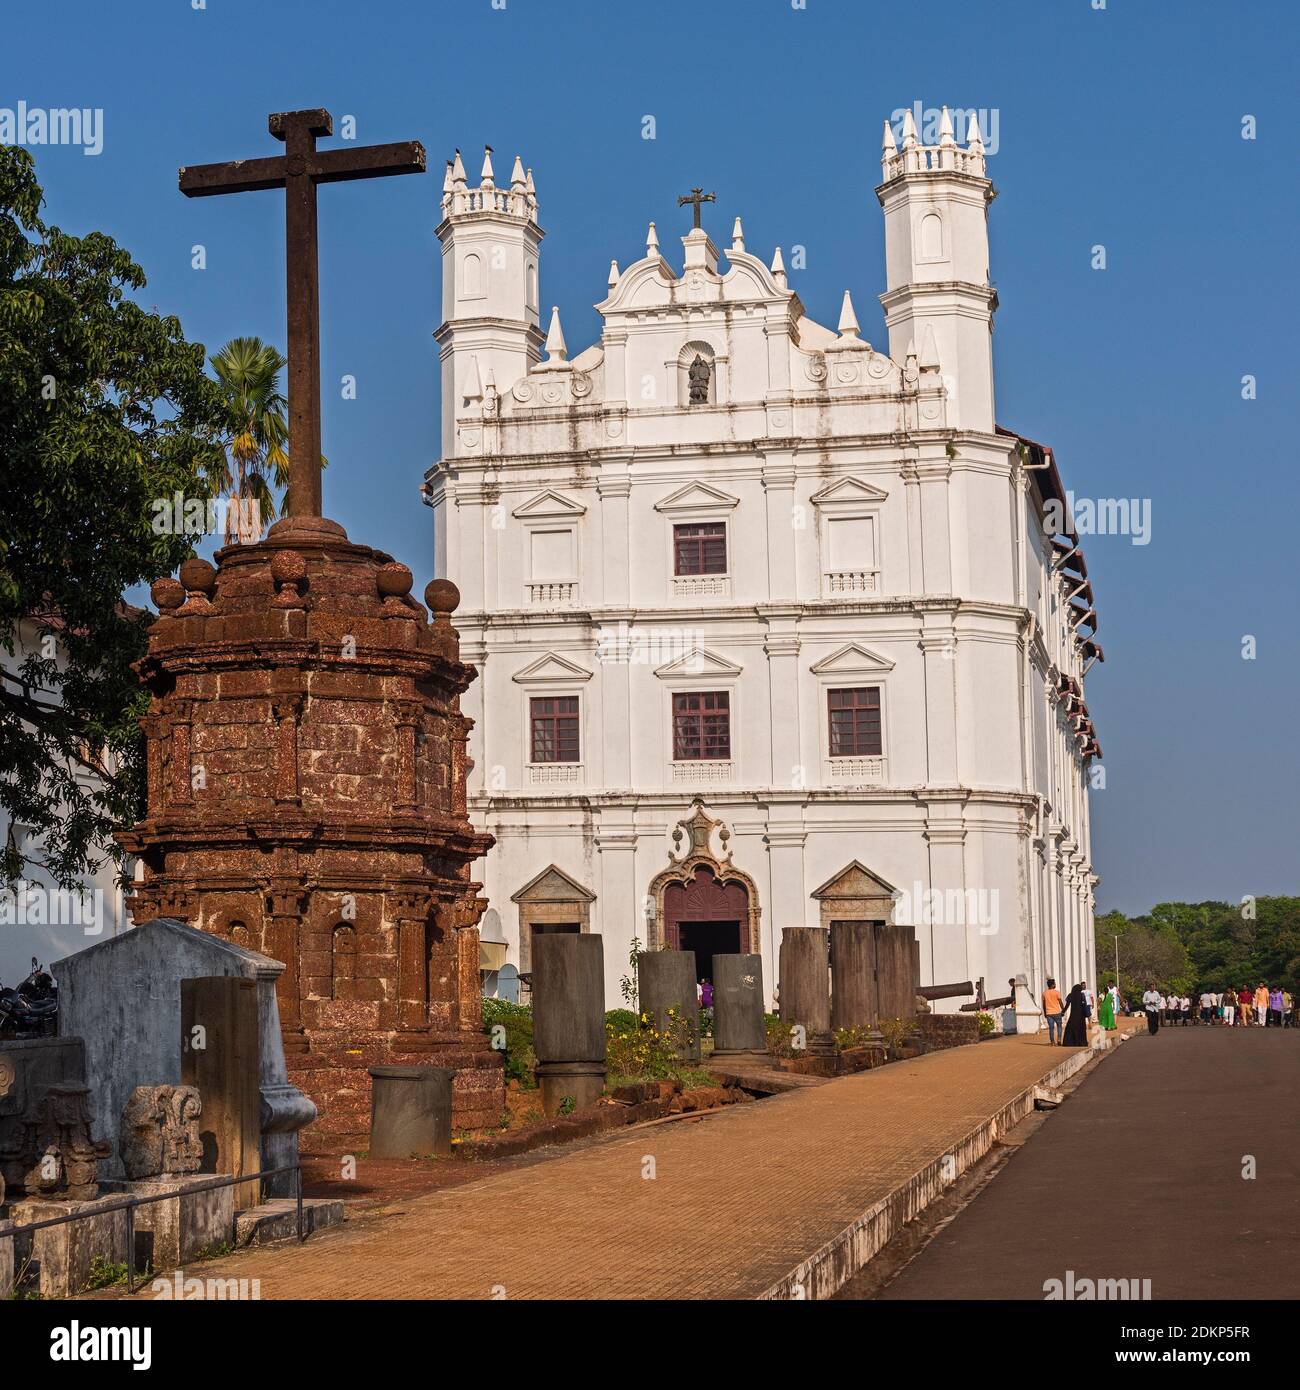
[179,109,426,518]
[677,186,716,231]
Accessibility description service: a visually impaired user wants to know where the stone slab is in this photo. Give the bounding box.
[100,1175,235,1273]
[234,1198,344,1248]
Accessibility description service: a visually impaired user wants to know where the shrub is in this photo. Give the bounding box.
[604,1008,639,1034]
[976,1010,997,1037]
[833,1024,878,1050]
[481,998,537,1087]
[877,1016,919,1053]
[765,1016,799,1058]
[606,1007,695,1081]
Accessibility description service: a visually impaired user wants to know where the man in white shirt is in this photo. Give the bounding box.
[1180,995,1191,1025]
[1199,991,1214,1025]
[1142,986,1161,1036]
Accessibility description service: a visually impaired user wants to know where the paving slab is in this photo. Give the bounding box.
[141,1032,1115,1300]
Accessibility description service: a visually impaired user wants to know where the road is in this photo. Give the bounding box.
[864,1025,1300,1300]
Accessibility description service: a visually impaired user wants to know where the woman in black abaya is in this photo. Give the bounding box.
[1062,982,1089,1047]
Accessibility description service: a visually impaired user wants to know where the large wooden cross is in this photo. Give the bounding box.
[180,109,426,518]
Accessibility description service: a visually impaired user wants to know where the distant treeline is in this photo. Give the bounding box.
[1094,898,1300,1003]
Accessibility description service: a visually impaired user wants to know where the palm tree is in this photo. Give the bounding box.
[207,337,290,544]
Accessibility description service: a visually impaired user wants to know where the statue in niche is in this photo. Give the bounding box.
[688,354,711,405]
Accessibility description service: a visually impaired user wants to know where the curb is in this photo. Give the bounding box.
[758,1033,1130,1300]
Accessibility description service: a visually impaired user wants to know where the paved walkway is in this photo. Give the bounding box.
[874,1026,1300,1300]
[168,1032,1104,1300]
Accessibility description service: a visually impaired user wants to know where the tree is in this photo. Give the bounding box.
[0,147,229,888]
[206,336,289,544]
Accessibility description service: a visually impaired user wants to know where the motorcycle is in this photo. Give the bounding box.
[0,958,59,1039]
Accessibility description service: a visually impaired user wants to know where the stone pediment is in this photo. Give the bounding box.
[809,642,895,675]
[511,652,593,684]
[511,489,587,519]
[653,647,742,679]
[810,477,889,507]
[653,481,739,514]
[811,861,900,901]
[511,864,595,904]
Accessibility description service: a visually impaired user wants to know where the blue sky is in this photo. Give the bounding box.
[5,0,1297,916]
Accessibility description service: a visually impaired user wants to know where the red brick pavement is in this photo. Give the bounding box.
[149,1033,1106,1300]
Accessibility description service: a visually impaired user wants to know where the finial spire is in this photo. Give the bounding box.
[901,108,919,148]
[837,290,860,339]
[510,154,526,190]
[608,259,620,288]
[544,305,568,362]
[965,112,984,152]
[450,149,467,187]
[646,220,659,256]
[882,118,898,154]
[480,145,495,186]
[731,216,745,252]
[463,353,482,402]
[918,322,940,371]
[770,246,786,287]
[938,106,955,147]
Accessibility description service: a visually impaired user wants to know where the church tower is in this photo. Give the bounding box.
[435,146,545,459]
[877,107,996,432]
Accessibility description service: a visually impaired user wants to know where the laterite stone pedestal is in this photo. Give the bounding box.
[117,516,505,1140]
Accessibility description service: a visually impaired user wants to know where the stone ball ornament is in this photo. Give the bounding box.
[150,577,185,611]
[424,578,461,617]
[377,561,414,597]
[178,557,217,594]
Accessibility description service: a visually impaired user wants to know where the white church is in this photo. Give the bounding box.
[426,108,1102,1017]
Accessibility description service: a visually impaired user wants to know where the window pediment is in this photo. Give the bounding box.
[654,482,739,514]
[810,643,895,676]
[512,489,587,519]
[512,652,593,684]
[810,477,889,508]
[654,647,742,679]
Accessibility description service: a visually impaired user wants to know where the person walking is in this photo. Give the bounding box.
[1268,986,1284,1029]
[1062,982,1089,1047]
[1180,994,1191,1026]
[1255,982,1269,1026]
[1238,986,1253,1027]
[1141,984,1161,1036]
[1198,989,1213,1025]
[1098,984,1116,1032]
[1283,990,1294,1028]
[1041,978,1064,1045]
[1222,990,1235,1028]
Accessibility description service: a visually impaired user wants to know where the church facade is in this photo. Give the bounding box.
[426,110,1102,1015]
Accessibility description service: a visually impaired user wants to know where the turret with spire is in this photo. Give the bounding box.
[435,141,546,457]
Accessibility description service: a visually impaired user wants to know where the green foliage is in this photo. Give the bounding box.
[206,336,290,539]
[605,1006,695,1081]
[481,997,536,1087]
[85,1255,128,1290]
[556,1096,576,1116]
[0,147,231,888]
[976,1010,997,1037]
[877,1016,919,1052]
[764,1016,798,1058]
[833,1024,877,1050]
[1097,899,1300,999]
[604,1007,639,1034]
[618,935,643,1012]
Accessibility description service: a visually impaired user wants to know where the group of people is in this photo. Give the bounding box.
[1140,984,1293,1034]
[1039,979,1119,1045]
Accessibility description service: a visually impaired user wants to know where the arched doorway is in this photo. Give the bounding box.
[663,866,749,985]
[648,800,761,983]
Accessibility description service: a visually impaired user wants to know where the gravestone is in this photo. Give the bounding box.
[637,949,700,1062]
[54,918,314,1192]
[181,977,262,1208]
[711,954,768,1056]
[532,933,606,1115]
